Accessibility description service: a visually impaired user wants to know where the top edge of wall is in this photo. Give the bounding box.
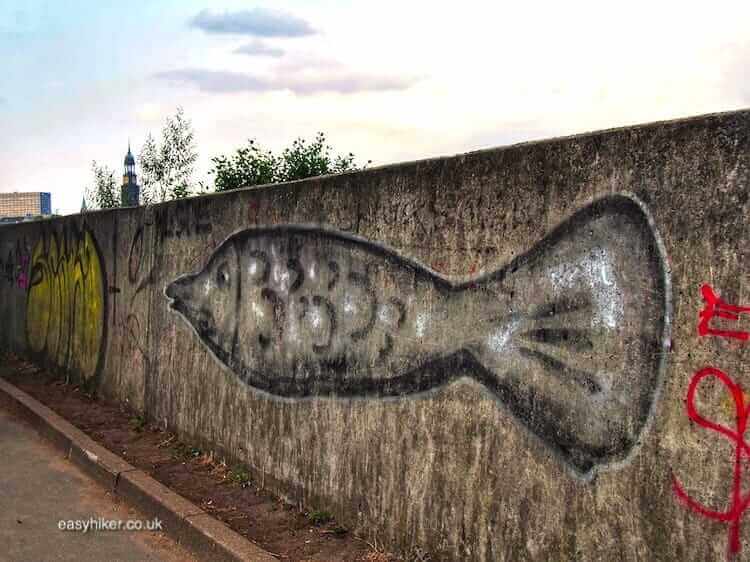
[2,107,748,228]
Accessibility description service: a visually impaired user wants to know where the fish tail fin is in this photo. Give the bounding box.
[457,194,670,476]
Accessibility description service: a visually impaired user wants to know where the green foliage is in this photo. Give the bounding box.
[279,133,334,181]
[85,161,120,209]
[228,466,252,488]
[172,441,202,461]
[306,509,333,526]
[129,414,147,433]
[211,140,277,192]
[138,134,158,205]
[210,132,368,192]
[139,107,198,202]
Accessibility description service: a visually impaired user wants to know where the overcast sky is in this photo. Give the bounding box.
[1,0,748,214]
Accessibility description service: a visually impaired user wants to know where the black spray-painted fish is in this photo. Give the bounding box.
[165,194,671,476]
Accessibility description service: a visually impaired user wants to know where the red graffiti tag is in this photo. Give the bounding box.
[699,284,750,341]
[16,254,29,289]
[673,367,750,556]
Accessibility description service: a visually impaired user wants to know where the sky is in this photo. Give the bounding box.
[1,0,748,215]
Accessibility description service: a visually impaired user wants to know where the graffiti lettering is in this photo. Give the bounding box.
[673,367,750,557]
[698,283,750,341]
[128,226,144,284]
[672,284,750,558]
[16,253,29,289]
[26,226,106,382]
[0,239,31,289]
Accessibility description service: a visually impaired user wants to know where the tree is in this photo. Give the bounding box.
[210,132,368,192]
[139,107,198,202]
[85,161,119,209]
[279,132,362,182]
[138,134,158,205]
[211,140,277,193]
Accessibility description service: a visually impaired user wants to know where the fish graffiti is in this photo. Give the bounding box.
[165,194,671,476]
[26,225,106,382]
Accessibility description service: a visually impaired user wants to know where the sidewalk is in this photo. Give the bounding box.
[0,407,196,562]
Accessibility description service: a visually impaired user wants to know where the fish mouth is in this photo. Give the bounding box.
[165,278,183,301]
[165,277,194,321]
[166,292,186,314]
[165,278,219,341]
[165,274,195,307]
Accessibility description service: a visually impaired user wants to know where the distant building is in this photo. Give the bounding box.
[121,144,140,207]
[0,191,52,221]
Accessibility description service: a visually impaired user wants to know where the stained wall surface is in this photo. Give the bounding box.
[1,110,749,561]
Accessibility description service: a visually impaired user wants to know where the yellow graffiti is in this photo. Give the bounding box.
[26,228,105,381]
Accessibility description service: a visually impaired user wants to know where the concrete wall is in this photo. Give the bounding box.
[1,110,749,561]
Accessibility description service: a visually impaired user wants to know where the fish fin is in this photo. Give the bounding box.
[463,194,670,475]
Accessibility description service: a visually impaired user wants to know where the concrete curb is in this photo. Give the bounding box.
[0,378,277,562]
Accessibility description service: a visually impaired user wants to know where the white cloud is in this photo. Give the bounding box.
[3,0,750,216]
[156,69,268,93]
[190,8,315,38]
[155,67,418,95]
[234,40,284,58]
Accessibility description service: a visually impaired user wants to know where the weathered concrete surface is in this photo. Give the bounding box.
[1,109,749,560]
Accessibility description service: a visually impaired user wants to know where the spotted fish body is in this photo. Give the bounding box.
[166,227,467,395]
[166,194,671,475]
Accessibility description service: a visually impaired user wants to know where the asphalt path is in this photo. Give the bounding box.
[0,408,197,562]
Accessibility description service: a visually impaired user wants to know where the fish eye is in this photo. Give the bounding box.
[216,262,230,288]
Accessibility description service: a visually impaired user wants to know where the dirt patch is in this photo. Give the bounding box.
[1,356,403,562]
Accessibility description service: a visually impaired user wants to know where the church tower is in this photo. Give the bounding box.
[121,143,140,207]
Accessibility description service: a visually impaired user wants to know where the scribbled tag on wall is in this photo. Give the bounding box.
[26,226,105,382]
